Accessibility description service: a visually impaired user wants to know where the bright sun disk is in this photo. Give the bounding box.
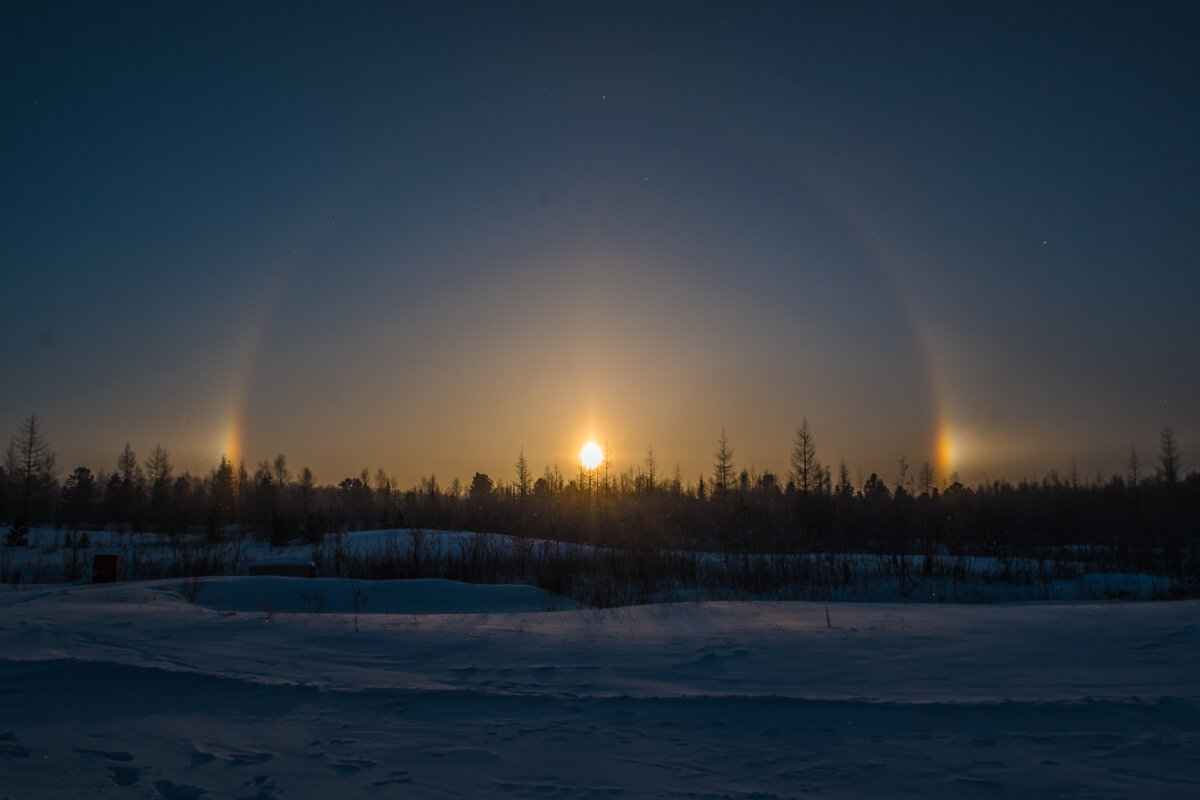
[580,441,603,469]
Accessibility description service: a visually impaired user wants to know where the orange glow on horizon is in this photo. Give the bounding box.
[220,415,242,472]
[936,423,955,482]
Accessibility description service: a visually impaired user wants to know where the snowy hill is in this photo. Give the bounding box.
[2,576,1197,797]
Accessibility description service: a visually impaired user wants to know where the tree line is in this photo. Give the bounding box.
[2,414,1197,585]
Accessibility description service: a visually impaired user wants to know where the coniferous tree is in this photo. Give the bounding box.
[106,443,145,529]
[337,473,373,528]
[1125,443,1145,529]
[210,457,236,532]
[469,472,494,500]
[297,466,314,511]
[236,461,251,522]
[644,446,658,495]
[863,473,889,499]
[61,466,98,529]
[918,461,935,497]
[515,448,530,502]
[251,459,278,532]
[296,466,318,541]
[169,473,196,534]
[712,428,734,504]
[272,454,289,487]
[1128,444,1142,489]
[5,413,57,527]
[1158,424,1183,485]
[790,418,817,496]
[468,471,495,529]
[145,444,172,488]
[895,455,911,496]
[145,444,173,529]
[836,460,854,499]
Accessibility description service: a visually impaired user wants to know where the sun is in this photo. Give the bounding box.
[580,441,603,470]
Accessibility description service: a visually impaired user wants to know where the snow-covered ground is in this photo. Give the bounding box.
[2,572,1197,798]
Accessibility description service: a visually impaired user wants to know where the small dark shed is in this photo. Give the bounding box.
[92,554,119,583]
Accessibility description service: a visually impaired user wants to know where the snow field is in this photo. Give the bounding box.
[2,577,1197,798]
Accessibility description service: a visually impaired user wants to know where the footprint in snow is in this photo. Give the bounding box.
[329,758,376,777]
[153,779,208,800]
[73,747,135,762]
[1,732,30,759]
[225,750,273,768]
[234,775,278,800]
[428,747,500,763]
[371,770,413,787]
[186,745,272,768]
[108,766,145,787]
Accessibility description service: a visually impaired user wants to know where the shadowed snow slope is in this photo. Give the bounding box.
[1,582,1197,798]
[180,576,568,615]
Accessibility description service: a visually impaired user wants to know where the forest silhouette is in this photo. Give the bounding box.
[3,414,1196,602]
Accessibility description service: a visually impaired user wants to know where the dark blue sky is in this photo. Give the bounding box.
[3,1,1197,487]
